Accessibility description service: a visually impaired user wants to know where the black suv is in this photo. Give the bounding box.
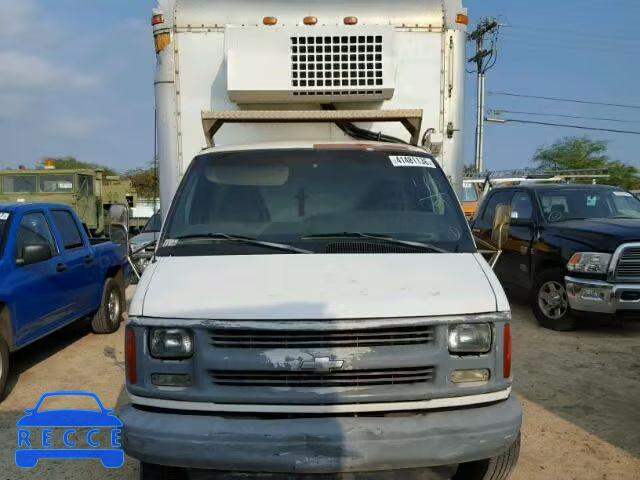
[473,184,640,330]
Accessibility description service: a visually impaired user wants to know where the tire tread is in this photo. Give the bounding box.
[90,277,124,334]
[453,434,520,480]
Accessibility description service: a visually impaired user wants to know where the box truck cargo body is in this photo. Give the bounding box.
[154,0,467,213]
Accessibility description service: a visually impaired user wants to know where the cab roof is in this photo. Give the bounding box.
[0,203,73,214]
[197,140,432,156]
[0,169,101,175]
[497,184,623,192]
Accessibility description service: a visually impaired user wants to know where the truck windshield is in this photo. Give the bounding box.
[463,183,479,202]
[539,188,640,222]
[159,149,475,255]
[39,174,75,193]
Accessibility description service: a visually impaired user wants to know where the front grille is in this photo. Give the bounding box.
[616,245,640,280]
[291,34,384,94]
[210,366,435,387]
[209,325,434,348]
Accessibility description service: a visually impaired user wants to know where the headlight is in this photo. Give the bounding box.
[448,323,492,354]
[567,252,612,274]
[150,328,193,359]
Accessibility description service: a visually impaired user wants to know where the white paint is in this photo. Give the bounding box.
[175,0,449,29]
[128,261,160,317]
[138,254,499,319]
[127,387,512,414]
[389,156,436,168]
[473,253,511,313]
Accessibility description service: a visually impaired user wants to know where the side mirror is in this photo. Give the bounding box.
[16,244,53,267]
[109,204,129,231]
[109,224,129,247]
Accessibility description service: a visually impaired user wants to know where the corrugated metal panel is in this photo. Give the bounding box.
[174,0,448,29]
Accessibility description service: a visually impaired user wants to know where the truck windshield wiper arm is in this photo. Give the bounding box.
[174,233,313,254]
[302,232,449,253]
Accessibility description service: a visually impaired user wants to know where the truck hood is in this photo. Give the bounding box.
[547,218,640,252]
[137,254,499,319]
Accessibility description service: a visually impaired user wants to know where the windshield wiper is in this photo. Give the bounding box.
[174,233,313,254]
[302,232,449,253]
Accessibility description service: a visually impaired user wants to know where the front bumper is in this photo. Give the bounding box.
[120,396,522,473]
[565,276,640,314]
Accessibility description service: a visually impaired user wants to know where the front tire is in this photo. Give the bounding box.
[91,277,125,334]
[0,336,9,401]
[454,433,521,480]
[532,268,578,331]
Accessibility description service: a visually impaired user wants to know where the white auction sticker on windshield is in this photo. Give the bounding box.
[613,191,633,197]
[0,213,8,220]
[163,239,178,247]
[389,156,436,168]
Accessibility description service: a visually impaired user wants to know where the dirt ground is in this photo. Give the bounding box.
[0,288,638,479]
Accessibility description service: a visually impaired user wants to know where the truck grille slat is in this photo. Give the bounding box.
[210,367,435,387]
[615,245,640,281]
[209,326,434,348]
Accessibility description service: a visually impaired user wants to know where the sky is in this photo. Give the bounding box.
[1,0,639,173]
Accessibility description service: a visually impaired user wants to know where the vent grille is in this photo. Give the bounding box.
[209,325,434,349]
[325,241,425,254]
[291,34,384,96]
[210,367,435,387]
[616,245,640,280]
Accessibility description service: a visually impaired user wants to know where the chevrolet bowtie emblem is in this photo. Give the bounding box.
[300,357,345,372]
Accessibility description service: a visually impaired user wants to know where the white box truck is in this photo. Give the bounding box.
[121,1,522,479]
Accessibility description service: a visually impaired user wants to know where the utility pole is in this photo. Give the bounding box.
[469,18,500,173]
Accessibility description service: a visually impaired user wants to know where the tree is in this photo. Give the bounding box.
[533,136,640,190]
[39,156,119,177]
[464,164,478,176]
[125,166,159,199]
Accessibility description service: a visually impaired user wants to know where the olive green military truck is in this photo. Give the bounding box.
[0,169,143,236]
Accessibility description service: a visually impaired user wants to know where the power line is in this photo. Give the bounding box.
[486,117,640,135]
[503,24,640,41]
[501,33,640,54]
[488,92,640,110]
[500,33,640,54]
[489,109,640,124]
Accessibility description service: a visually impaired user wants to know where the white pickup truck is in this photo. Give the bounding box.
[120,1,522,479]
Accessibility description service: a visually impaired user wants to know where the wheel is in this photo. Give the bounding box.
[0,336,9,401]
[531,268,577,331]
[139,462,187,480]
[91,277,125,334]
[453,433,520,480]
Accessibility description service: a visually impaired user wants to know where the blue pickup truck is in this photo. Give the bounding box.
[0,204,128,398]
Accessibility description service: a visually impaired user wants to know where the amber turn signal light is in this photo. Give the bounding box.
[503,323,512,378]
[126,327,138,385]
[151,13,164,26]
[456,14,469,26]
